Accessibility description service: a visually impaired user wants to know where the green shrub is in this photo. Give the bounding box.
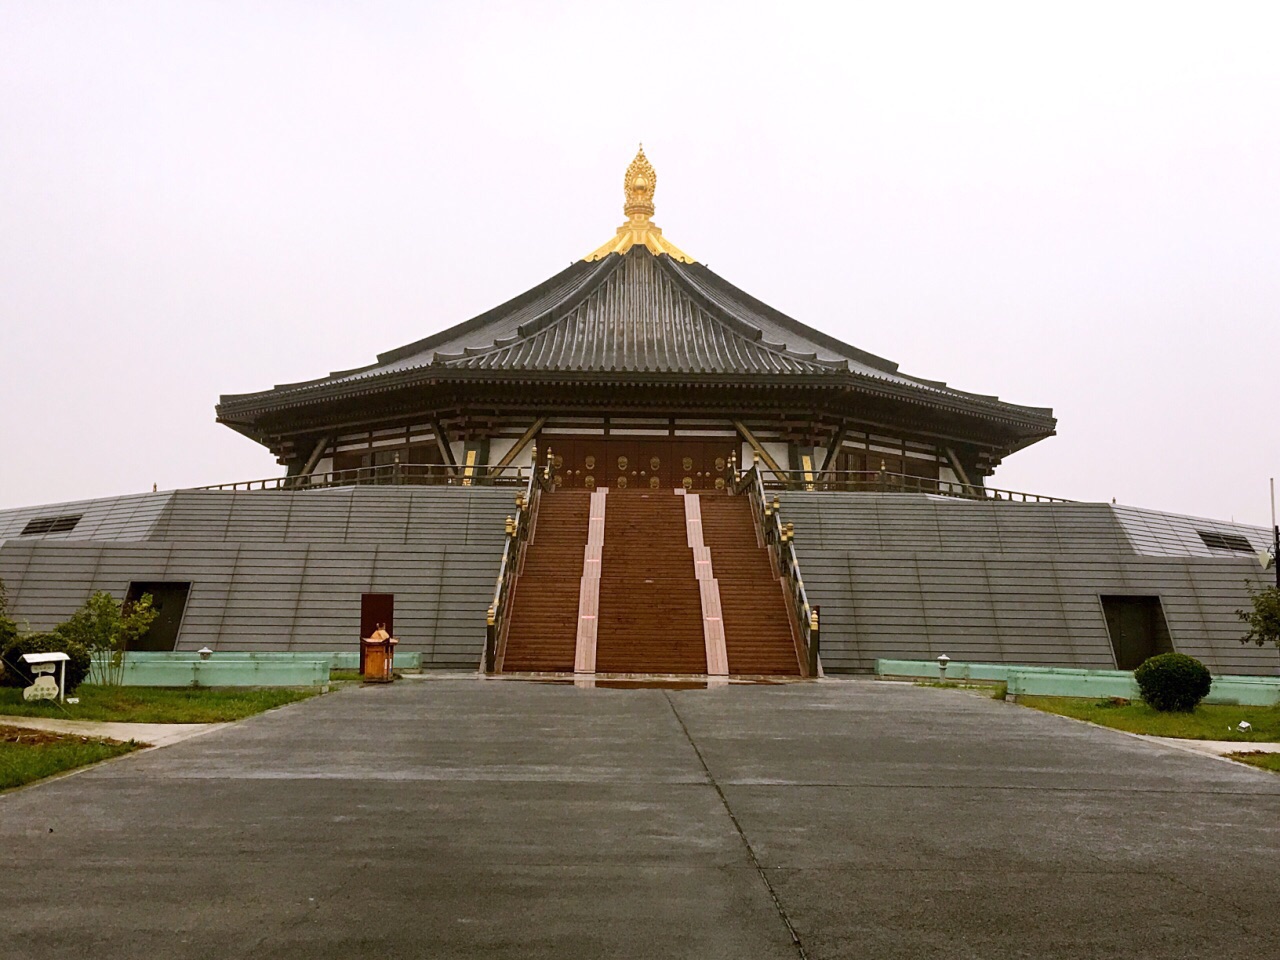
[0,632,92,692]
[1239,585,1280,649]
[55,591,156,686]
[1134,652,1212,713]
[0,615,17,652]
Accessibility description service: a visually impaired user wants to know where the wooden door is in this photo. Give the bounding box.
[360,593,394,673]
[669,440,734,491]
[124,581,191,651]
[538,437,733,492]
[542,436,615,490]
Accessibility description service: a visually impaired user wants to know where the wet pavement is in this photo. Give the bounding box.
[3,679,1278,959]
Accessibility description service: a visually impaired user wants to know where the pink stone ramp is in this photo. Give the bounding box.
[574,488,608,674]
[684,493,728,676]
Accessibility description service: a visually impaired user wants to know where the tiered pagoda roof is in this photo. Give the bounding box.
[217,147,1054,446]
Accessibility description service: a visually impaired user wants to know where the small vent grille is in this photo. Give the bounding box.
[1198,530,1255,554]
[19,515,83,536]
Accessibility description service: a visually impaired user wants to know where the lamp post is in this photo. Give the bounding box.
[1271,478,1278,590]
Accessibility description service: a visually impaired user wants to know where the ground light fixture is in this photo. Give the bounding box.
[937,653,950,679]
[198,647,214,660]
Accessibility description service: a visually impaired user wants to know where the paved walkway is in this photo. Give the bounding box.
[1144,735,1280,757]
[0,715,224,747]
[3,680,1278,959]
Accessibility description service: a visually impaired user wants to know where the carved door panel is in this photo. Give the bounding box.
[535,437,733,492]
[610,441,638,490]
[540,436,590,489]
[632,442,667,490]
[667,440,732,491]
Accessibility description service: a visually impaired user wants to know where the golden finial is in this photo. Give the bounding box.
[584,144,695,263]
[623,144,656,219]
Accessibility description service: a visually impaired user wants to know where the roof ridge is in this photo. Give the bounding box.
[649,252,850,372]
[434,248,843,375]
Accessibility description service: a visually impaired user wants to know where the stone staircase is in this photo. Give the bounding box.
[699,496,802,675]
[498,489,802,677]
[594,492,707,675]
[500,491,592,672]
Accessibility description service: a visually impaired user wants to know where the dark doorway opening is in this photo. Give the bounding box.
[124,582,192,651]
[1100,595,1173,670]
[360,593,394,673]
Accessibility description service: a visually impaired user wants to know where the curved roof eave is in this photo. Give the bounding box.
[217,364,1055,433]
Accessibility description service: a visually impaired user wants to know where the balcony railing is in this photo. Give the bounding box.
[191,463,1070,504]
[755,469,1072,503]
[194,462,531,492]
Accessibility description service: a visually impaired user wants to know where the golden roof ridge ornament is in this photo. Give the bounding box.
[584,145,695,263]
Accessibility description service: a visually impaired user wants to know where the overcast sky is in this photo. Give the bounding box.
[2,1,1277,526]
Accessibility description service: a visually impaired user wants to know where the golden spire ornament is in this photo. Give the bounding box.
[584,145,695,263]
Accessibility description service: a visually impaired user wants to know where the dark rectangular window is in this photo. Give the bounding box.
[1198,531,1255,553]
[1100,595,1173,670]
[19,514,82,536]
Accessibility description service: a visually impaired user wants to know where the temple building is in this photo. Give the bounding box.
[1,149,1274,680]
[216,148,1056,495]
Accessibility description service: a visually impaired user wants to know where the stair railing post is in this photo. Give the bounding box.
[808,605,820,677]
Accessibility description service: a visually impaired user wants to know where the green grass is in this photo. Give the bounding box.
[1,726,140,791]
[1019,696,1280,742]
[0,685,319,724]
[1228,752,1280,774]
[329,670,364,682]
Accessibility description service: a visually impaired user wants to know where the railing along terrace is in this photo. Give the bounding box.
[729,457,821,677]
[195,461,531,492]
[483,446,555,673]
[759,468,1072,503]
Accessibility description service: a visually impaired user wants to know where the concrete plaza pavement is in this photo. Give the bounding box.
[3,678,1279,959]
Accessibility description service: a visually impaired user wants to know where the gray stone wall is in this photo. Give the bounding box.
[781,493,1277,676]
[0,486,513,670]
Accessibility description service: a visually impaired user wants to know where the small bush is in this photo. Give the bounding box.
[55,591,156,686]
[1134,652,1212,713]
[0,615,17,652]
[0,632,92,692]
[1239,585,1280,649]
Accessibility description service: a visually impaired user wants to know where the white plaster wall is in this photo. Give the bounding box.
[762,442,790,475]
[487,437,519,467]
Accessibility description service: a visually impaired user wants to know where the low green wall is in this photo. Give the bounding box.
[876,659,1280,706]
[875,660,1132,682]
[95,658,330,688]
[120,650,423,670]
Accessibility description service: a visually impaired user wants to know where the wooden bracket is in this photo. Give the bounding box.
[491,418,547,476]
[732,420,785,476]
[431,419,459,474]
